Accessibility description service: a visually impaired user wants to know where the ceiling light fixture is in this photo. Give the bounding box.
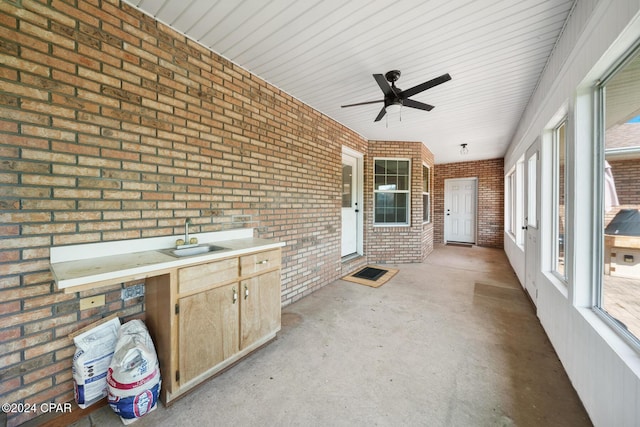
[385,101,402,114]
[460,143,469,155]
[385,101,403,127]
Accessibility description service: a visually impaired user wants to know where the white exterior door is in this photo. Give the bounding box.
[341,150,361,257]
[524,142,540,304]
[444,178,476,244]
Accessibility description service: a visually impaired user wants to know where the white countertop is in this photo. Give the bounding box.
[50,229,284,291]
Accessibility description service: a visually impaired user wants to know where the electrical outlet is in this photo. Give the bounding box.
[122,283,145,301]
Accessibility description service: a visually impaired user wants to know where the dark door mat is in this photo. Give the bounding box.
[342,265,399,288]
[353,267,387,281]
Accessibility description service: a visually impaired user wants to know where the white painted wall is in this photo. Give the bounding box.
[504,1,640,426]
[504,235,525,286]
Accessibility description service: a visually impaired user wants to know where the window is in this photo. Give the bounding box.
[516,157,525,246]
[505,158,524,245]
[527,152,538,229]
[597,46,640,345]
[374,159,410,225]
[552,120,567,281]
[505,167,516,236]
[342,163,352,208]
[422,164,430,223]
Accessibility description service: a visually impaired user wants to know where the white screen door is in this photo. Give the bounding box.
[444,178,476,244]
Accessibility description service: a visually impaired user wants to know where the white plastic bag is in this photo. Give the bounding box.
[107,319,161,424]
[71,316,121,409]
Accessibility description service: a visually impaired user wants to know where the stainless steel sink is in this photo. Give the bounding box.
[163,244,227,258]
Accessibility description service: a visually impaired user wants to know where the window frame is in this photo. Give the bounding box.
[527,151,538,230]
[373,157,411,226]
[516,156,525,248]
[505,158,525,247]
[593,45,640,350]
[551,119,568,283]
[422,164,431,224]
[505,166,517,238]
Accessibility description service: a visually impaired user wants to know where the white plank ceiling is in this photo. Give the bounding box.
[124,0,576,164]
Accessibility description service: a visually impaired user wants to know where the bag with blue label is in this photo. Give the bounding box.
[107,319,161,424]
[71,316,121,409]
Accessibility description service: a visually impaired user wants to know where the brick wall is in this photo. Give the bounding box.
[0,1,369,424]
[365,141,434,263]
[603,124,640,224]
[433,158,504,248]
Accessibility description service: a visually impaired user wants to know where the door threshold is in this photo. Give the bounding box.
[445,242,474,248]
[341,253,363,263]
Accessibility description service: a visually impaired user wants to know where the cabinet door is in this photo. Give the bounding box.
[178,283,239,385]
[240,270,281,350]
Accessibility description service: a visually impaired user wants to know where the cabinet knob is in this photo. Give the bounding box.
[232,287,237,304]
[257,259,268,265]
[244,285,249,300]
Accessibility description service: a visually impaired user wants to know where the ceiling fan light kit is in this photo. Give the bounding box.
[341,69,451,123]
[385,102,402,114]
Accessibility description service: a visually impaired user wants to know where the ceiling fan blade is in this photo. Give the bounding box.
[373,74,394,96]
[341,99,384,108]
[400,73,452,99]
[403,99,434,111]
[374,106,387,122]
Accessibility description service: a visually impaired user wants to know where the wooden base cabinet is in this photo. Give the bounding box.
[178,283,240,385]
[146,248,282,404]
[241,270,281,350]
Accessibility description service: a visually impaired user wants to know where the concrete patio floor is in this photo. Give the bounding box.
[69,244,591,427]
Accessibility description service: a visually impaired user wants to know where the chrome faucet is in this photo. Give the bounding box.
[177,217,197,248]
[185,217,191,245]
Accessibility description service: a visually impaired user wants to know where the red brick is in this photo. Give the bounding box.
[20,20,75,49]
[22,271,54,287]
[0,330,52,355]
[0,327,21,341]
[52,233,101,246]
[1,378,52,410]
[24,337,73,359]
[0,351,21,370]
[0,377,21,395]
[22,312,78,335]
[1,307,52,329]
[0,300,21,314]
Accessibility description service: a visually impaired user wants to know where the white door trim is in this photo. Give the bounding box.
[444,177,477,244]
[524,140,541,305]
[342,147,364,257]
